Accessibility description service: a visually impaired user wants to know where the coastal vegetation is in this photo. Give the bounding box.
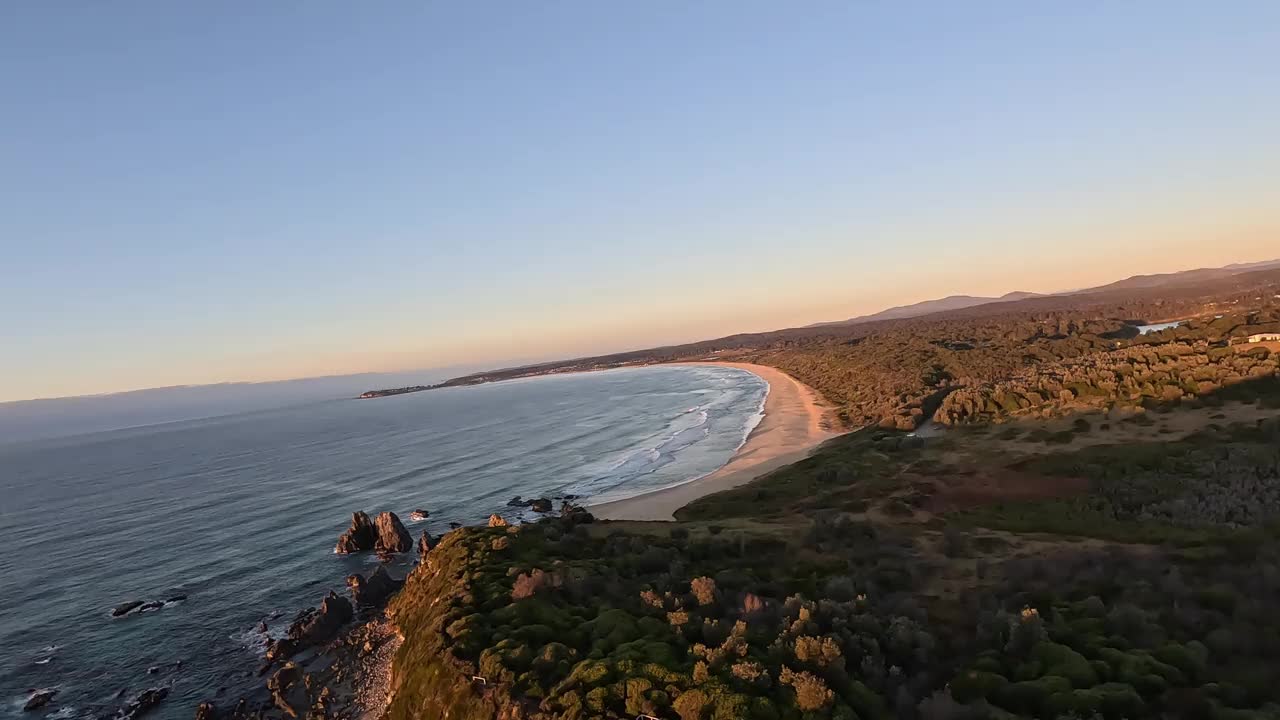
[381,394,1280,719]
[240,266,1280,719]
[415,267,1280,433]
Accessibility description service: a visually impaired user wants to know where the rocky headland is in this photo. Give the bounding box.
[195,503,595,720]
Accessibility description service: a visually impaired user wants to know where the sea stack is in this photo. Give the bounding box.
[334,512,376,554]
[373,511,413,553]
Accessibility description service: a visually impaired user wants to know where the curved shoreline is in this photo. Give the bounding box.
[589,362,840,521]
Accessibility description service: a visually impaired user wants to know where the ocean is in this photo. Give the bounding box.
[0,365,766,719]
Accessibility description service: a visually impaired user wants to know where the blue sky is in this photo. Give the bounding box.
[3,2,1278,401]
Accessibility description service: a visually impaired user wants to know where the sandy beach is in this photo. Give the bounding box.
[589,362,839,521]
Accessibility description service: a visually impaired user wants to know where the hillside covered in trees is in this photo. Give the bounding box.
[324,265,1280,720]
[383,399,1280,719]
[432,266,1280,432]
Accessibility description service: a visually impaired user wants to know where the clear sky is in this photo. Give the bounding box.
[2,2,1278,402]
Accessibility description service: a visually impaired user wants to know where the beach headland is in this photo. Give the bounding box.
[590,362,840,521]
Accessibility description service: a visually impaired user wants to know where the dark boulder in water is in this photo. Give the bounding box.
[506,495,526,507]
[408,508,429,521]
[334,511,376,554]
[23,689,56,711]
[166,594,188,603]
[346,565,402,607]
[115,687,169,719]
[139,601,164,612]
[530,497,553,513]
[112,600,143,617]
[373,511,413,553]
[193,701,218,720]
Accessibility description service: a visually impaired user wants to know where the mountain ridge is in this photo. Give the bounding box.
[813,258,1280,327]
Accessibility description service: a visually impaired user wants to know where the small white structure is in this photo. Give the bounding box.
[1245,333,1280,343]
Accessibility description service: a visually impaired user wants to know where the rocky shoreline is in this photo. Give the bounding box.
[192,509,419,720]
[191,502,590,720]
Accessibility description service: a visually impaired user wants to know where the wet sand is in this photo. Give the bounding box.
[589,362,839,521]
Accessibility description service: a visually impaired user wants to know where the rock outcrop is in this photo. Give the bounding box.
[506,496,553,512]
[346,566,402,607]
[560,502,595,525]
[263,637,296,666]
[373,512,412,553]
[285,592,353,649]
[112,600,143,617]
[267,663,309,718]
[333,512,376,554]
[23,690,55,712]
[487,514,508,527]
[418,530,436,562]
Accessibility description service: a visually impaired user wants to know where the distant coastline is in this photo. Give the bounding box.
[356,359,665,398]
[357,385,436,399]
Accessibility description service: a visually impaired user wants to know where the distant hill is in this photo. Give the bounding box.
[814,259,1280,327]
[811,291,1041,327]
[1225,258,1280,271]
[1076,259,1280,295]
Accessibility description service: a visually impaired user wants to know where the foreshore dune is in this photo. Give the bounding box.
[589,362,840,521]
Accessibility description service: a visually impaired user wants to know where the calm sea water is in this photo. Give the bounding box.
[0,365,766,719]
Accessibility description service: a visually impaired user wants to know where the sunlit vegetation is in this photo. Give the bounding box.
[381,270,1280,719]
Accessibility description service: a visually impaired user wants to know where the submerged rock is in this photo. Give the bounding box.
[112,600,144,617]
[115,687,169,719]
[23,689,56,711]
[373,511,413,553]
[347,566,402,607]
[334,511,376,554]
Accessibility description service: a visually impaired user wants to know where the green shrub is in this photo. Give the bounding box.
[1033,641,1098,688]
[950,670,1009,702]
